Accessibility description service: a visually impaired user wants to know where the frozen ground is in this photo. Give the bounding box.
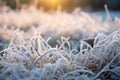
[0,7,120,80]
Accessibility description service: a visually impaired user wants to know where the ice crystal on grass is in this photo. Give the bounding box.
[0,29,120,80]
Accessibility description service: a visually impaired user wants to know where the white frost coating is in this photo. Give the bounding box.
[0,7,120,80]
[0,29,120,80]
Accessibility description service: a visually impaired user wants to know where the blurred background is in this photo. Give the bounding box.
[0,0,120,11]
[0,0,120,50]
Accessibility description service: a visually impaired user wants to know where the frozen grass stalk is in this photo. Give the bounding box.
[0,8,120,80]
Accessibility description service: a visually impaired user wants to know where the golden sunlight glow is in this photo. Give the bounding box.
[51,0,59,5]
[40,0,72,10]
[42,0,60,9]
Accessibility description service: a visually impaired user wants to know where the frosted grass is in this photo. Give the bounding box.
[0,7,120,80]
[0,29,120,80]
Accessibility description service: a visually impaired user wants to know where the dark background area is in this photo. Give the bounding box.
[0,0,120,11]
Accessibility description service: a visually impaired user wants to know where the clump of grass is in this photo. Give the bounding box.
[0,29,120,80]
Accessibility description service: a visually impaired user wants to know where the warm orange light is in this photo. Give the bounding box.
[51,0,59,5]
[40,0,72,11]
[41,0,60,10]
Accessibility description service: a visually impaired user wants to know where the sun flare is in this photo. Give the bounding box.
[42,0,60,9]
[40,0,72,10]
